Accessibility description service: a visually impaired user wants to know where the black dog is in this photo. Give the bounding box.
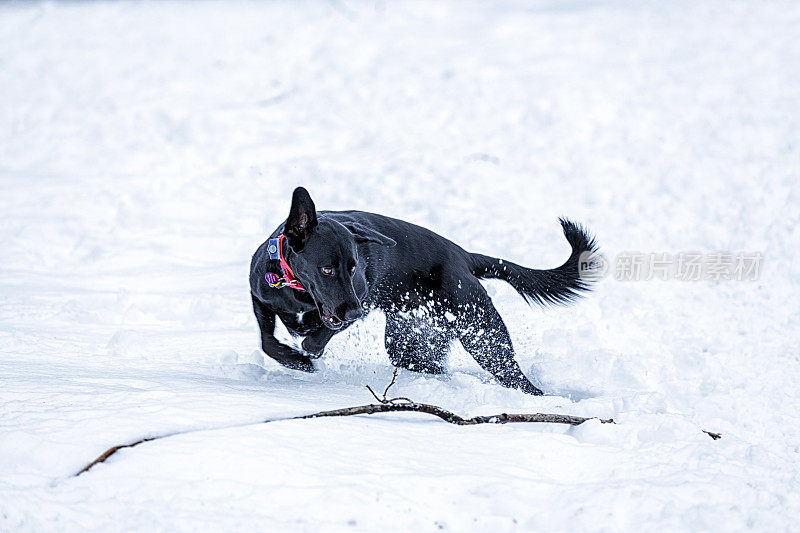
[250,187,597,395]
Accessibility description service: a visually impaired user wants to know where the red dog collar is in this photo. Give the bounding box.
[265,234,305,290]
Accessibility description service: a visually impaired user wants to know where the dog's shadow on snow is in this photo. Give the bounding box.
[220,360,600,409]
[211,345,601,405]
[544,386,599,402]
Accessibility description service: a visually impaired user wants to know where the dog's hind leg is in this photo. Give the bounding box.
[450,283,543,395]
[384,314,448,374]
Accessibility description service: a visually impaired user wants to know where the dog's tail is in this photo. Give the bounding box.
[469,218,599,306]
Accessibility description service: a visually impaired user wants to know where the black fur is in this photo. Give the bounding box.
[250,187,598,395]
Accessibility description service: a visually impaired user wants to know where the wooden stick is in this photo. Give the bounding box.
[76,437,156,475]
[296,402,610,426]
[75,403,609,476]
[72,368,717,477]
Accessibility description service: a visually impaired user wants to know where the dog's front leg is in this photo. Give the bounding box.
[252,294,315,372]
[301,325,339,357]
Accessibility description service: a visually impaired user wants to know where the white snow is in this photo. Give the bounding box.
[1,1,799,530]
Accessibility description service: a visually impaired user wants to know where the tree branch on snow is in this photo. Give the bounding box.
[76,369,721,477]
[296,402,605,426]
[76,403,609,476]
[76,438,157,476]
[365,368,414,404]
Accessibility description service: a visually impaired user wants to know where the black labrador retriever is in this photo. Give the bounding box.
[250,187,598,395]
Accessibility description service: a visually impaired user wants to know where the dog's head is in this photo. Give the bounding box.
[283,187,395,330]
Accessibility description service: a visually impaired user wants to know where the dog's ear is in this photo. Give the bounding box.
[285,187,318,251]
[344,222,396,247]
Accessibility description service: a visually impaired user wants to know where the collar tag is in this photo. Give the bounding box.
[267,238,281,260]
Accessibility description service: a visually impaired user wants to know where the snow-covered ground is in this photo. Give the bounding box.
[1,1,799,530]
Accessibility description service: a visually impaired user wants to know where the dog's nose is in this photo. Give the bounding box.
[342,307,363,322]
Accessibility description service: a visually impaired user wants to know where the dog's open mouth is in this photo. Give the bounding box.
[313,298,345,330]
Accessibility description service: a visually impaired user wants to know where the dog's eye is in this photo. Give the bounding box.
[320,267,334,276]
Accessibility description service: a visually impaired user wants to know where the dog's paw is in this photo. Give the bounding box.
[289,357,316,373]
[301,338,325,358]
[270,351,316,373]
